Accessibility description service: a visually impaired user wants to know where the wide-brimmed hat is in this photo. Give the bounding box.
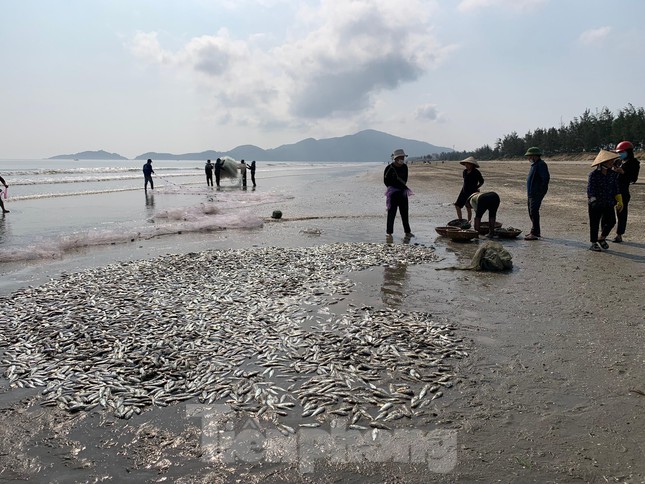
[467,192,480,209]
[524,147,542,156]
[460,156,480,168]
[391,149,408,160]
[591,149,620,167]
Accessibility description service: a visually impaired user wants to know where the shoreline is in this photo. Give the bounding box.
[0,159,644,481]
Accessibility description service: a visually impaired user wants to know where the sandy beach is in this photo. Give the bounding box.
[1,158,644,482]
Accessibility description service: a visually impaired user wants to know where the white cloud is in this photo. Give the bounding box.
[130,32,170,64]
[128,0,454,130]
[578,26,612,45]
[458,0,547,13]
[415,103,441,121]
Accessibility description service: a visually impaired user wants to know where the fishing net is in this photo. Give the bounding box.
[219,156,241,180]
[437,241,513,272]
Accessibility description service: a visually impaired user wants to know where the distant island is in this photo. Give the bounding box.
[50,130,452,162]
[49,150,128,160]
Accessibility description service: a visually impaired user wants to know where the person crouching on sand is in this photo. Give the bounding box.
[384,149,414,242]
[454,156,484,222]
[467,191,500,238]
[587,149,623,252]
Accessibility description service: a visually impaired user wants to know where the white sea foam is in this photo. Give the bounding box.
[0,208,264,262]
[0,160,381,266]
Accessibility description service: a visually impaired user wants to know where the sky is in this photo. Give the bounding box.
[1,0,644,159]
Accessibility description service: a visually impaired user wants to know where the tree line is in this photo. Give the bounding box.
[427,104,645,161]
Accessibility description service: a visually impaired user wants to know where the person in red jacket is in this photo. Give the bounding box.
[611,140,640,242]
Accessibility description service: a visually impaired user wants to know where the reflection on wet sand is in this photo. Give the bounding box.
[381,262,408,306]
[145,191,154,209]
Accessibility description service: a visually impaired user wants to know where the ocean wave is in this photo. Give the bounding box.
[0,191,290,262]
[0,209,264,263]
[6,172,199,186]
[0,166,197,177]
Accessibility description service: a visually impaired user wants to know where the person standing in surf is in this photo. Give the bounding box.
[0,175,9,213]
[240,160,247,188]
[250,160,257,187]
[143,159,155,191]
[215,158,222,187]
[384,149,414,242]
[205,159,214,187]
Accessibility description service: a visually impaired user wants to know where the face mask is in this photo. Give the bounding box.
[619,151,628,160]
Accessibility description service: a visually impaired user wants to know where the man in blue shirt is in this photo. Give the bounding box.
[524,147,550,240]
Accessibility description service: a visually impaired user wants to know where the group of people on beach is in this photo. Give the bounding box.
[586,142,640,251]
[141,158,257,191]
[204,158,255,188]
[384,142,640,251]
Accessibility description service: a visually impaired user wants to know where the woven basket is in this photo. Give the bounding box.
[477,221,503,235]
[435,226,461,236]
[446,229,479,241]
[447,218,472,229]
[494,227,522,239]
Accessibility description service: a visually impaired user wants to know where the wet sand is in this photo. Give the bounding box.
[1,159,644,482]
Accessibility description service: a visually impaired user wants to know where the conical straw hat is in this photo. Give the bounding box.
[591,149,619,167]
[460,156,480,168]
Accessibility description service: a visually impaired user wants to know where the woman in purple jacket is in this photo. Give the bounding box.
[587,150,623,252]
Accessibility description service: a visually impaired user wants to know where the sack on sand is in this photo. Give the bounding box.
[437,241,513,272]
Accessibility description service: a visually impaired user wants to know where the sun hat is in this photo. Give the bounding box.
[591,149,620,167]
[467,192,480,210]
[460,156,480,168]
[391,149,408,160]
[524,147,542,156]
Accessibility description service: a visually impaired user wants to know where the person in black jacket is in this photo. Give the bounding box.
[250,161,257,187]
[454,157,484,221]
[205,159,214,186]
[524,147,550,240]
[214,158,222,187]
[143,159,154,191]
[384,149,413,241]
[611,140,640,242]
[587,150,623,251]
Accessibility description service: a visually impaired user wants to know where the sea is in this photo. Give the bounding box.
[0,158,421,293]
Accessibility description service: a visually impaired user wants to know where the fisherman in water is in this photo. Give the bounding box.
[143,159,155,191]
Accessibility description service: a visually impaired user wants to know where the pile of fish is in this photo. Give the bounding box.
[0,243,467,426]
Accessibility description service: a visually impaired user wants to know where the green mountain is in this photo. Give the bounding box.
[49,150,128,160]
[135,130,452,162]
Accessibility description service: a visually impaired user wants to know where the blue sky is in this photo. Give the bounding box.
[1,0,643,159]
